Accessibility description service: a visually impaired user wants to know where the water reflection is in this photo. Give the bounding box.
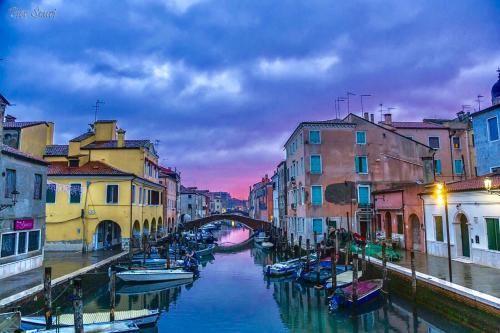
[40,228,470,332]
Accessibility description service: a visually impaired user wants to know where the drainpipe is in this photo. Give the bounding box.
[418,193,428,254]
[129,176,136,254]
[449,130,456,180]
[401,190,406,250]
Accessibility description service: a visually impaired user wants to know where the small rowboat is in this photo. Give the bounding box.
[24,320,139,332]
[263,254,317,277]
[22,309,159,329]
[117,269,193,282]
[342,279,383,306]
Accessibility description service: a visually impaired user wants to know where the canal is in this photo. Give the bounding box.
[25,226,472,332]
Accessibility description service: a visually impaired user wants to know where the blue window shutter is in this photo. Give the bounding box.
[362,157,368,173]
[358,186,369,204]
[312,186,322,205]
[435,160,442,175]
[454,160,463,175]
[355,157,360,173]
[311,155,321,174]
[313,219,323,234]
[488,117,499,141]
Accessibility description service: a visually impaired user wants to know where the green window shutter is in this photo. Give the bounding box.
[310,131,320,144]
[46,184,56,203]
[435,216,444,242]
[311,155,321,174]
[70,184,81,204]
[486,218,500,251]
[454,160,463,175]
[356,131,366,144]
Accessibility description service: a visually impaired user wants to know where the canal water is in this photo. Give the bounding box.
[33,226,471,332]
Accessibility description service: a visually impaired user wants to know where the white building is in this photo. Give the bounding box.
[422,175,500,269]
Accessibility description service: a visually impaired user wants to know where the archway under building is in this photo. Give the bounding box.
[143,219,150,236]
[151,218,157,239]
[93,220,121,250]
[158,217,163,236]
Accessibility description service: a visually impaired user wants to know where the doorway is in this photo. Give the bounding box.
[459,214,470,257]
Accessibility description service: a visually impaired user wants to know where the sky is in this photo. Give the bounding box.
[1,0,499,199]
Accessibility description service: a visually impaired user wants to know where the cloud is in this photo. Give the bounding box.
[256,54,340,79]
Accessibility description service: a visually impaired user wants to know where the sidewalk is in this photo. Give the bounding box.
[395,250,500,298]
[0,250,123,303]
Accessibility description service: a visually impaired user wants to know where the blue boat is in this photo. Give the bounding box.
[329,279,383,311]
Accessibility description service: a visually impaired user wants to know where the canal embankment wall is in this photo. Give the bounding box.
[360,255,500,332]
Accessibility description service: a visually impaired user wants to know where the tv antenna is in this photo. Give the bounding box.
[360,94,371,115]
[379,103,384,121]
[336,97,345,119]
[346,92,356,115]
[93,99,105,123]
[476,95,484,111]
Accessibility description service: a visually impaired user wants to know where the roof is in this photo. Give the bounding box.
[95,120,116,124]
[70,131,94,142]
[470,103,500,118]
[45,145,69,156]
[82,140,150,149]
[0,93,10,105]
[1,144,48,165]
[284,119,356,147]
[422,174,500,194]
[389,121,447,129]
[3,121,48,129]
[48,161,132,176]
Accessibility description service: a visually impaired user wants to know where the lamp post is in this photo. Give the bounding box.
[484,177,499,196]
[0,190,19,211]
[435,183,452,282]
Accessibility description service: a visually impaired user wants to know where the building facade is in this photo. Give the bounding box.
[421,175,500,268]
[43,120,164,251]
[0,94,48,279]
[159,166,180,232]
[179,186,208,222]
[284,114,434,243]
[271,172,279,228]
[248,175,273,222]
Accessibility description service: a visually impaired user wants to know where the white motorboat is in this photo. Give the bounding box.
[117,269,194,282]
[22,309,159,329]
[263,254,317,277]
[25,321,139,333]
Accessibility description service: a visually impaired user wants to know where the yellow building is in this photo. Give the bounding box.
[43,120,164,251]
[2,114,54,158]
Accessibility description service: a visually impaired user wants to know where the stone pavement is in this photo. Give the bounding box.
[0,250,122,303]
[395,250,500,298]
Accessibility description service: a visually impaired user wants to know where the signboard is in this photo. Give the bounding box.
[14,219,34,230]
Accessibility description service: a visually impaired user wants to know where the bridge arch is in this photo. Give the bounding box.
[182,214,271,231]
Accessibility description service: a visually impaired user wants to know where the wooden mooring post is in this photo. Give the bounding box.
[314,232,321,289]
[306,239,310,271]
[382,242,388,294]
[290,233,294,256]
[344,241,349,271]
[352,253,359,315]
[166,240,171,269]
[298,236,302,258]
[330,235,337,296]
[110,271,116,322]
[72,278,84,333]
[44,267,52,329]
[361,245,366,273]
[411,250,417,298]
[323,232,327,256]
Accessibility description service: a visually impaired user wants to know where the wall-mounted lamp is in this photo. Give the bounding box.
[484,177,499,196]
[0,190,19,211]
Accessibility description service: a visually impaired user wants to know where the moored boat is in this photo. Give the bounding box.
[23,320,141,332]
[254,231,269,243]
[342,279,383,306]
[325,270,363,289]
[255,241,274,250]
[117,269,194,282]
[195,243,215,257]
[22,309,159,329]
[263,254,317,277]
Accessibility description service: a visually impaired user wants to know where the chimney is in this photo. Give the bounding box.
[46,122,55,145]
[370,113,375,123]
[384,113,392,125]
[94,120,117,141]
[363,112,369,120]
[4,114,16,122]
[117,128,126,148]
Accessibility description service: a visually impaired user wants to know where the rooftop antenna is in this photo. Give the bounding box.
[360,94,372,116]
[476,95,484,111]
[387,107,396,120]
[154,139,160,150]
[93,99,105,123]
[461,104,472,112]
[346,92,356,115]
[337,97,345,119]
[379,103,384,121]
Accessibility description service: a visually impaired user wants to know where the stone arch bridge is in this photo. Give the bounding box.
[182,214,271,231]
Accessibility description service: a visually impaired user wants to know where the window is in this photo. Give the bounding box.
[46,183,56,204]
[309,130,321,144]
[454,160,463,175]
[358,185,370,205]
[397,215,404,234]
[300,157,304,174]
[356,131,366,144]
[298,218,304,232]
[313,218,323,234]
[355,156,368,174]
[17,232,27,254]
[428,137,440,149]
[131,185,136,204]
[485,218,500,251]
[311,185,322,205]
[106,185,119,204]
[139,187,142,204]
[1,233,16,257]
[300,132,303,145]
[69,184,81,204]
[68,159,79,167]
[34,174,42,200]
[5,169,16,198]
[143,189,147,204]
[434,216,444,242]
[151,191,160,205]
[434,160,442,175]
[28,230,41,252]
[310,155,322,174]
[488,117,499,141]
[452,136,460,149]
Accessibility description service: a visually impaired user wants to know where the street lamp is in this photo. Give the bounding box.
[483,177,499,196]
[434,183,453,282]
[0,190,19,211]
